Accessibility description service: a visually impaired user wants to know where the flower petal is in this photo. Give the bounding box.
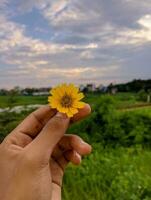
[73,101,85,108]
[50,89,61,99]
[70,107,78,115]
[77,92,85,100]
[67,111,74,118]
[58,106,69,113]
[55,87,64,97]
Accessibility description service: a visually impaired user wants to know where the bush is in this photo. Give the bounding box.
[0,110,32,142]
[137,90,147,102]
[69,95,151,147]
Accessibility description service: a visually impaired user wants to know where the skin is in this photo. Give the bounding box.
[0,104,92,200]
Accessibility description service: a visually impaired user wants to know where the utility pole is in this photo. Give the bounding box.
[147,89,151,103]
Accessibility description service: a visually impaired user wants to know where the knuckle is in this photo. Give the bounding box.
[49,117,66,131]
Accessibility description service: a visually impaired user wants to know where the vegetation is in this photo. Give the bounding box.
[0,92,151,199]
[0,95,47,108]
[63,146,151,200]
[115,79,151,93]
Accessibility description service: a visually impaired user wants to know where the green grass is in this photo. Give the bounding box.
[63,145,151,200]
[0,95,47,108]
[131,107,151,116]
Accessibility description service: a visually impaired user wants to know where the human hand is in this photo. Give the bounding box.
[0,104,92,200]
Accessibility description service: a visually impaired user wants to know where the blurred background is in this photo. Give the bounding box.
[0,0,151,199]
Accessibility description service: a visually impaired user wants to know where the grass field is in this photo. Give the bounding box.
[121,106,151,115]
[0,95,47,108]
[0,92,147,109]
[63,146,151,200]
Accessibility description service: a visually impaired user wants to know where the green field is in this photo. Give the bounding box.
[0,93,151,200]
[0,92,148,109]
[0,95,47,108]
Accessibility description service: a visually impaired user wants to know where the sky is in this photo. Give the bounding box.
[0,0,151,88]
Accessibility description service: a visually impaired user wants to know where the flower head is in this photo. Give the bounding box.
[48,83,85,117]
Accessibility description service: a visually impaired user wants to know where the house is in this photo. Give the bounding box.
[86,84,96,92]
[79,84,86,92]
[110,87,118,95]
[32,91,49,96]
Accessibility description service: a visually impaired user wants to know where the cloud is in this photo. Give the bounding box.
[12,0,49,12]
[0,12,99,70]
[138,14,151,29]
[0,0,7,6]
[40,0,151,50]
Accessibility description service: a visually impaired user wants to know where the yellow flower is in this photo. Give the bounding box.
[48,83,85,117]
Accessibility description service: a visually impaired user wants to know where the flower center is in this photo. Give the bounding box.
[61,94,73,107]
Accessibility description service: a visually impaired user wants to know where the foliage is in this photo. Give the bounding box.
[116,79,151,92]
[137,89,147,102]
[69,95,151,147]
[0,111,31,142]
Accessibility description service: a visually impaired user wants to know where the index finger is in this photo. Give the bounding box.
[13,106,57,138]
[11,104,91,139]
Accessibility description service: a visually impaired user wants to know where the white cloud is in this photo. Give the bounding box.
[43,0,100,27]
[15,0,50,12]
[80,51,95,59]
[138,14,151,29]
[112,15,151,45]
[39,67,97,78]
[43,0,69,20]
[40,0,151,51]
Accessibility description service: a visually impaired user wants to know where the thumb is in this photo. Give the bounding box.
[26,112,70,160]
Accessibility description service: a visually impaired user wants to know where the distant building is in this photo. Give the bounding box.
[32,91,49,96]
[110,87,118,95]
[98,84,104,91]
[147,95,151,103]
[108,83,118,95]
[101,86,108,93]
[86,84,96,92]
[79,84,86,92]
[22,91,29,96]
[97,84,108,93]
[147,89,151,103]
[21,87,50,96]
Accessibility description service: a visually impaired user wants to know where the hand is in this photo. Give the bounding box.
[0,104,92,200]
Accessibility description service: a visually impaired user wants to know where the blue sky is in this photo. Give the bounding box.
[0,0,151,88]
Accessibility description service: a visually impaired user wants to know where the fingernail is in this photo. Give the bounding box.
[56,112,68,119]
[81,140,91,148]
[74,152,81,164]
